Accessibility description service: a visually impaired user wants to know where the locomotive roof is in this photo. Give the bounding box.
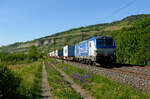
[75,36,113,45]
[95,36,113,39]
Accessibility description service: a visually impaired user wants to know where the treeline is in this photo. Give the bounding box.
[111,17,150,65]
[0,45,42,65]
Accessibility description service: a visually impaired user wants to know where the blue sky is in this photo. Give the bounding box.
[0,0,150,46]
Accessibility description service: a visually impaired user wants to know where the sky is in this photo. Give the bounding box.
[0,0,150,46]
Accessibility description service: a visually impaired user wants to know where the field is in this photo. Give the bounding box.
[0,58,150,99]
[0,61,42,99]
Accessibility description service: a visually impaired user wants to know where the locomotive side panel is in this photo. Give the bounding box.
[89,37,97,57]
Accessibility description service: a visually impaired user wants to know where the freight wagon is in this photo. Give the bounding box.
[63,45,75,60]
[56,49,63,58]
[51,51,54,57]
[48,52,51,57]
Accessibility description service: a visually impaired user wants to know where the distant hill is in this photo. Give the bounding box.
[0,14,150,54]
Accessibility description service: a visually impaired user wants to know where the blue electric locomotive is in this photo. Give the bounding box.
[75,36,116,64]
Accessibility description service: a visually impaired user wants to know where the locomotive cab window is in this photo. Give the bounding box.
[96,39,113,48]
[96,39,105,48]
[105,39,113,46]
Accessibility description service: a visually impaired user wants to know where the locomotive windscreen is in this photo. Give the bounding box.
[96,38,114,48]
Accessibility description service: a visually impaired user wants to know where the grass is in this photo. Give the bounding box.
[45,60,82,99]
[14,61,42,99]
[9,63,31,71]
[49,58,150,99]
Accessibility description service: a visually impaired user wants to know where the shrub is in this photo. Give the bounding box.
[0,66,21,99]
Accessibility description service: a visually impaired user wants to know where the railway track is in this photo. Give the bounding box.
[56,59,150,96]
[67,60,150,80]
[110,66,150,80]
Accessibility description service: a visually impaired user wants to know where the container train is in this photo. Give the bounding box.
[48,36,116,65]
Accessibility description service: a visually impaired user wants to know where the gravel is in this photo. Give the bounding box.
[62,60,150,96]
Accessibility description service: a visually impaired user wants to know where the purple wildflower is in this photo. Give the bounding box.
[79,77,84,83]
[50,61,55,64]
[83,75,88,79]
[72,72,80,79]
[79,75,89,83]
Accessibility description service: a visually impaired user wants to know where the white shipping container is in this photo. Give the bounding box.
[63,45,68,57]
[63,45,74,57]
[51,51,54,56]
[49,52,52,57]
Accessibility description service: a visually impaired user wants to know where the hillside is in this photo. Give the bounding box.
[0,14,149,54]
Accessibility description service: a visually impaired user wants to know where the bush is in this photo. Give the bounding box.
[110,17,150,65]
[0,66,21,99]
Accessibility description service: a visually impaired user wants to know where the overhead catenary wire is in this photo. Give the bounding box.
[106,0,138,19]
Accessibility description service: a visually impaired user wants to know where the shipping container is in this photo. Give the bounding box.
[55,49,63,56]
[51,51,54,56]
[63,45,75,57]
[75,40,89,57]
[79,40,89,56]
[75,43,80,57]
[54,50,57,56]
[48,52,51,57]
[58,49,63,56]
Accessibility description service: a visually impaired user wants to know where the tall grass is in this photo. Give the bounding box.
[15,61,42,99]
[45,61,82,99]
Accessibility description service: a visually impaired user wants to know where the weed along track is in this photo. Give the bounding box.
[50,62,95,99]
[41,62,52,99]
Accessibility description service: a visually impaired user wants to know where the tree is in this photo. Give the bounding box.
[28,45,39,61]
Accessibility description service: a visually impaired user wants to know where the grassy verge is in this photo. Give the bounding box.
[14,61,42,99]
[50,58,150,99]
[45,61,82,99]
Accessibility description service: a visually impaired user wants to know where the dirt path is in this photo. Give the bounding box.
[41,62,52,99]
[51,63,95,99]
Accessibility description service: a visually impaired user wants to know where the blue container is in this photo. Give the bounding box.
[58,49,63,56]
[63,45,75,57]
[78,40,89,56]
[75,43,80,56]
[68,45,75,56]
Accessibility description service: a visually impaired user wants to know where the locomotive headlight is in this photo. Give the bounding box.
[113,52,116,55]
